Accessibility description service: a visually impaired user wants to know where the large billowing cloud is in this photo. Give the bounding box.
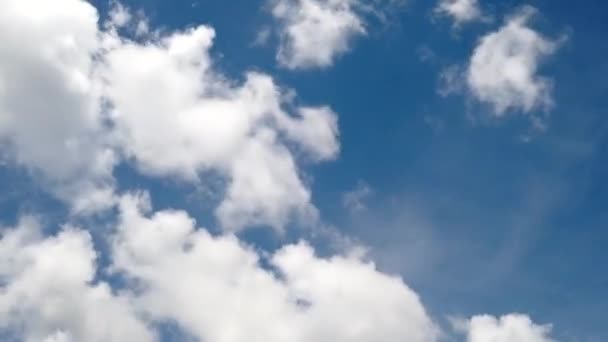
[271,0,366,69]
[0,193,439,342]
[103,22,339,232]
[0,0,339,231]
[466,7,559,117]
[0,217,154,342]
[0,0,116,213]
[0,194,559,342]
[112,193,439,342]
[458,314,555,342]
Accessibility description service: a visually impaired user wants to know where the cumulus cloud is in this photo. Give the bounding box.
[103,23,339,231]
[0,217,154,342]
[0,0,117,213]
[435,0,483,26]
[269,0,408,69]
[0,194,562,342]
[271,0,366,69]
[466,7,560,117]
[111,193,439,342]
[456,314,555,342]
[0,0,339,231]
[0,193,440,342]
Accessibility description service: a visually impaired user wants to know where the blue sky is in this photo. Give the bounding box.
[0,0,607,341]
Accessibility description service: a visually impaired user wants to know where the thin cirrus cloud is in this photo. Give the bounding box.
[342,181,373,213]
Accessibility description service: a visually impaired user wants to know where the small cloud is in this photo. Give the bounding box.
[252,26,272,47]
[434,0,483,27]
[134,15,150,37]
[466,7,560,118]
[104,2,151,38]
[455,314,556,342]
[268,0,408,70]
[342,181,373,213]
[424,114,446,134]
[438,64,465,97]
[440,6,562,127]
[106,0,132,29]
[417,45,437,64]
[271,0,366,69]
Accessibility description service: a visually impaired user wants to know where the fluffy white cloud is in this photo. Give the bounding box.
[435,0,483,26]
[0,217,154,342]
[271,0,366,69]
[111,193,440,342]
[0,195,561,342]
[466,7,559,117]
[214,129,318,231]
[0,0,339,231]
[0,0,116,213]
[103,24,339,231]
[458,314,555,342]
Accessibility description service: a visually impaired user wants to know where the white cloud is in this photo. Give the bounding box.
[0,194,562,342]
[271,0,366,69]
[214,129,319,231]
[466,7,559,117]
[112,193,440,342]
[435,0,483,26]
[106,0,132,29]
[0,217,154,342]
[104,2,150,38]
[457,314,555,342]
[0,0,340,231]
[0,0,117,213]
[0,2,567,341]
[103,25,339,231]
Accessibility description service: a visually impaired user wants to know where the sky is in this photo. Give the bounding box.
[0,0,606,341]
